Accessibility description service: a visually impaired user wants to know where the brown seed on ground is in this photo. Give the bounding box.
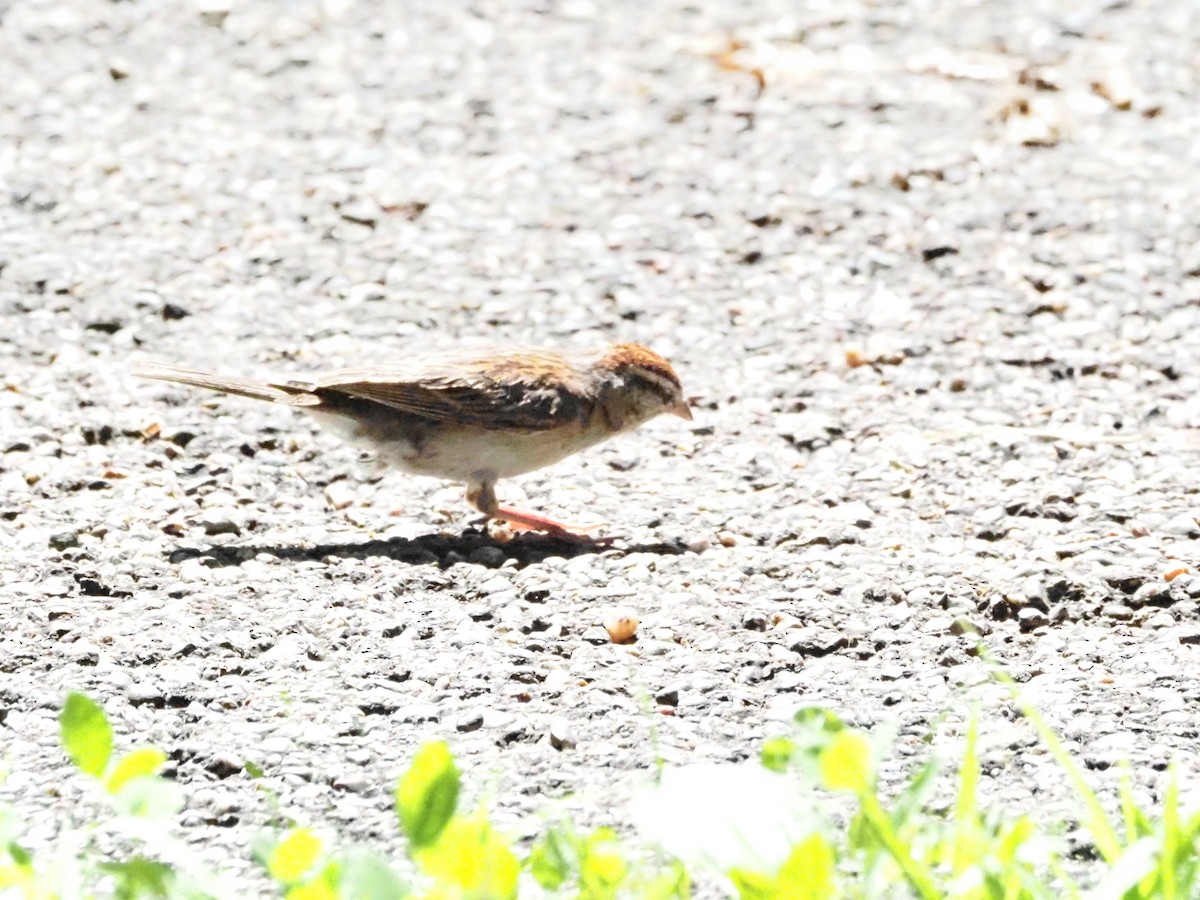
[603,609,639,644]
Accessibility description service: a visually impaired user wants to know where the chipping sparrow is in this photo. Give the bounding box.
[134,343,691,541]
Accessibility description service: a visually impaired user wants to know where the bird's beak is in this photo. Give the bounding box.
[671,400,693,420]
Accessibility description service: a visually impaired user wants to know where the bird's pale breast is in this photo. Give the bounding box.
[307,407,612,483]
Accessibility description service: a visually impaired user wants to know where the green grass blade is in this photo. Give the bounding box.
[987,659,1122,861]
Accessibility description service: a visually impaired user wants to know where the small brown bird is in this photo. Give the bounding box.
[134,343,691,540]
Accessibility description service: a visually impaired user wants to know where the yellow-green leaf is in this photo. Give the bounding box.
[640,860,690,900]
[269,828,324,885]
[579,829,628,898]
[105,747,167,794]
[417,812,518,900]
[286,862,340,900]
[396,742,460,850]
[0,862,34,890]
[729,867,775,899]
[776,834,836,899]
[59,692,113,778]
[528,828,575,889]
[760,737,795,774]
[818,731,873,794]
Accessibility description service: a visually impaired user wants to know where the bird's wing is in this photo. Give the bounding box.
[302,352,594,432]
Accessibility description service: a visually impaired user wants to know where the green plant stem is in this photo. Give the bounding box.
[857,791,940,900]
[987,658,1122,861]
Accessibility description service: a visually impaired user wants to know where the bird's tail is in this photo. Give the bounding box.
[133,361,318,406]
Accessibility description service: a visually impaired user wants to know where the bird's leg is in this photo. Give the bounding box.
[466,481,611,544]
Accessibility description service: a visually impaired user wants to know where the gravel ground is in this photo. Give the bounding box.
[3,0,1200,893]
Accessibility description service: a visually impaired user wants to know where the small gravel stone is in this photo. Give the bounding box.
[655,686,680,707]
[548,718,576,751]
[456,713,484,733]
[478,575,514,595]
[1018,609,1050,632]
[323,482,356,510]
[949,617,981,636]
[394,704,441,724]
[787,628,852,656]
[1129,583,1173,608]
[741,612,767,631]
[1100,568,1147,594]
[581,627,611,645]
[199,509,242,536]
[49,531,80,551]
[127,682,164,706]
[40,578,73,597]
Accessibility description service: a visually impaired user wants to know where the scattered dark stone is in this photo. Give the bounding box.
[1129,583,1173,609]
[655,687,680,707]
[863,585,905,604]
[456,713,484,733]
[778,411,844,452]
[86,319,123,334]
[922,246,958,262]
[581,627,610,645]
[1018,608,1050,632]
[606,454,639,471]
[1005,501,1077,522]
[49,531,80,551]
[1046,578,1087,604]
[200,514,241,537]
[74,574,131,598]
[741,612,767,631]
[358,702,399,716]
[788,628,853,657]
[162,303,191,320]
[81,425,114,445]
[394,704,440,724]
[337,200,379,227]
[1100,568,1148,594]
[127,683,165,707]
[500,726,532,745]
[205,755,243,779]
[949,617,981,636]
[548,720,576,751]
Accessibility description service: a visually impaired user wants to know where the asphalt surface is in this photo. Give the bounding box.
[2,0,1200,893]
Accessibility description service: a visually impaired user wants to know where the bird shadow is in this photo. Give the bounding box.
[167,528,691,571]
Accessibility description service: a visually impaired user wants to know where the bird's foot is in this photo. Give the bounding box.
[493,506,615,545]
